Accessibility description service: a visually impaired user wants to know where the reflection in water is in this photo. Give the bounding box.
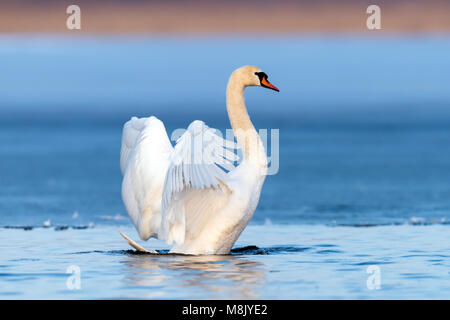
[120,253,266,299]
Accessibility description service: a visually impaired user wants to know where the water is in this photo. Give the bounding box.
[2,123,450,227]
[0,35,450,299]
[1,224,449,299]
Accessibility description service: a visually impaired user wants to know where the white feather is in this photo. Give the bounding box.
[120,116,173,240]
[159,121,239,245]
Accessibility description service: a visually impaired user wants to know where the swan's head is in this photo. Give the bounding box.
[232,65,279,92]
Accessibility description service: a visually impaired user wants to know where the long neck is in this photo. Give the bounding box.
[226,76,265,163]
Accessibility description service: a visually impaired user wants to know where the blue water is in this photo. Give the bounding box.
[0,35,449,299]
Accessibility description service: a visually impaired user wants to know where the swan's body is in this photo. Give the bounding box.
[120,66,278,255]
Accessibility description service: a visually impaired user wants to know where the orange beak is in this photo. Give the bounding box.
[261,77,279,92]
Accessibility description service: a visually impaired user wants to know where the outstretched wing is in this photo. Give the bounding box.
[159,120,240,245]
[120,116,173,240]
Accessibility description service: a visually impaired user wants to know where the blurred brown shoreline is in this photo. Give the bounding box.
[1,1,450,33]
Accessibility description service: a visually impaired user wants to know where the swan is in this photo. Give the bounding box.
[119,65,279,255]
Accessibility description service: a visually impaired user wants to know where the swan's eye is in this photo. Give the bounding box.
[255,72,268,83]
[255,71,279,92]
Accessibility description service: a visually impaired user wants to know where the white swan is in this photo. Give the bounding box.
[120,66,279,255]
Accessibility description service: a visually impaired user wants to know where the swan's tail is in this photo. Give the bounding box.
[120,232,157,253]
